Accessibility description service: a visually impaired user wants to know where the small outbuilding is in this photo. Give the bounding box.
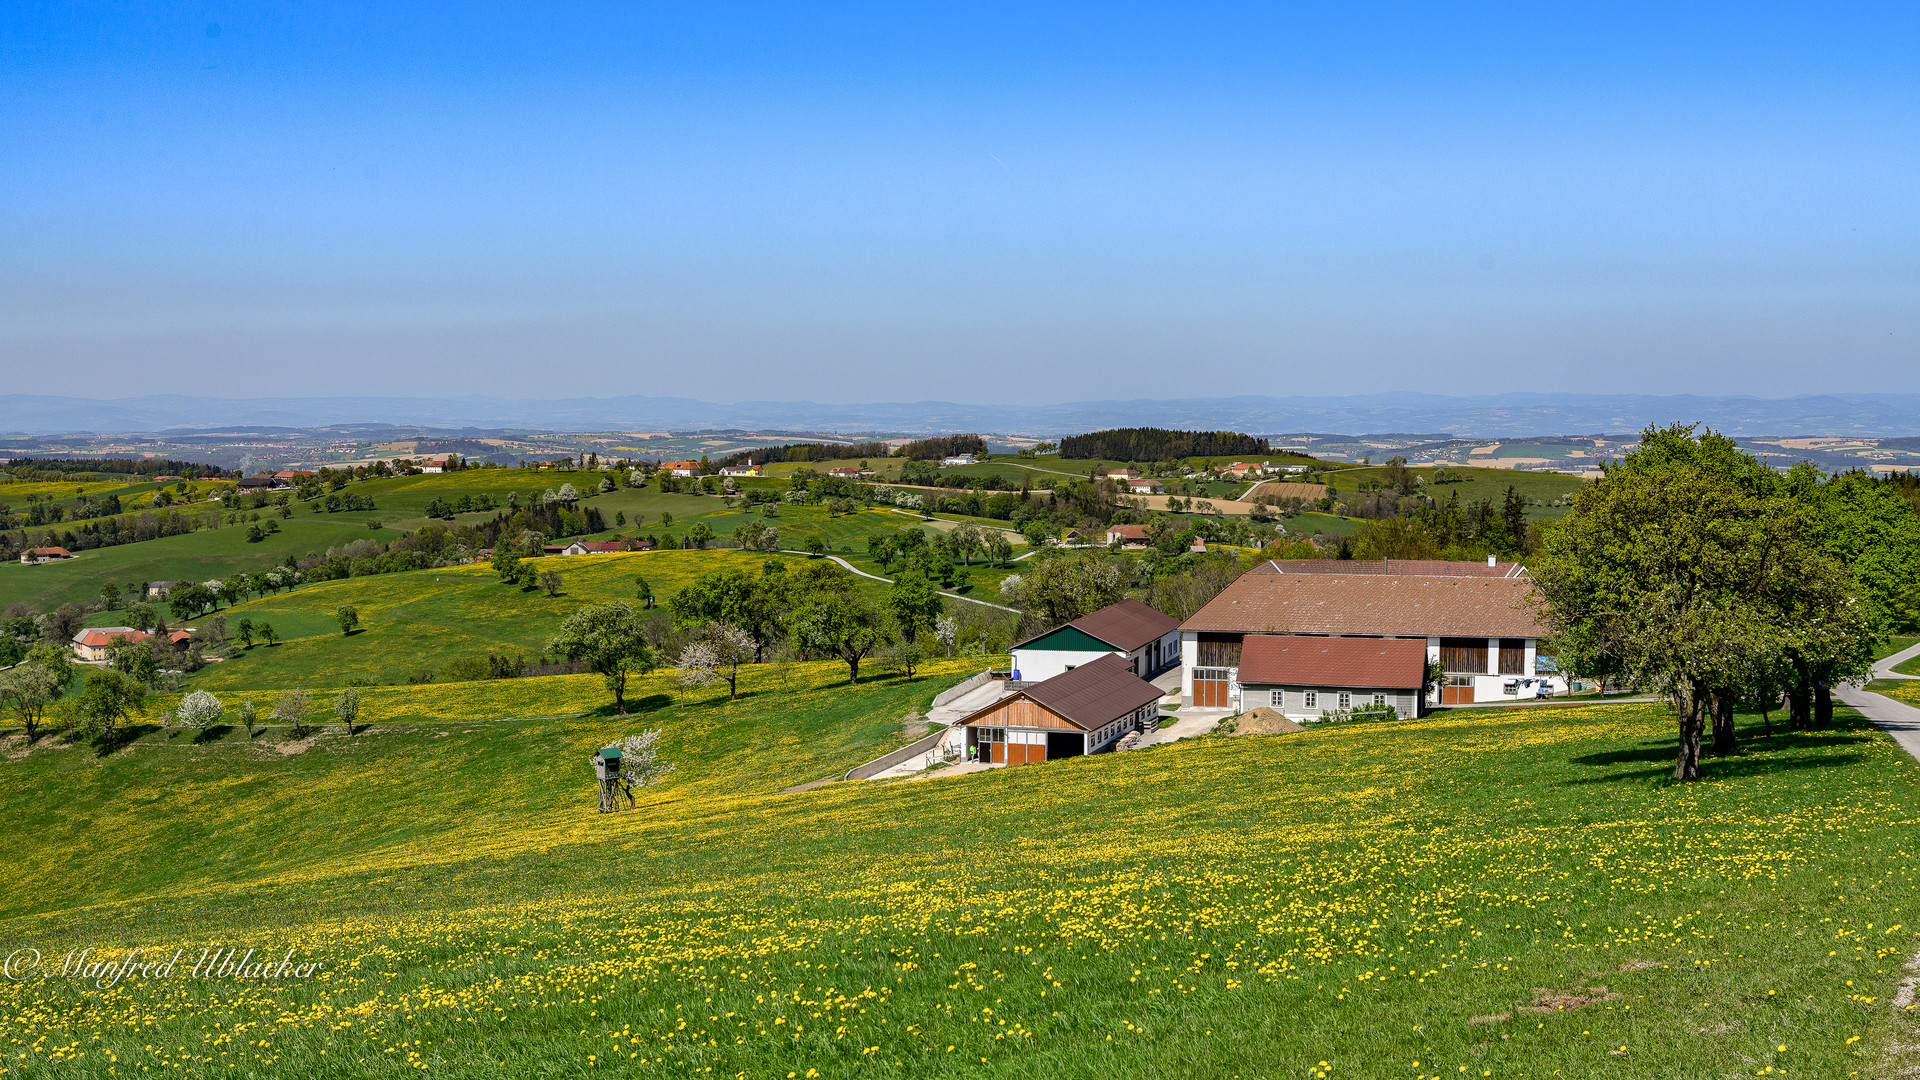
[958,654,1164,766]
[1234,635,1428,721]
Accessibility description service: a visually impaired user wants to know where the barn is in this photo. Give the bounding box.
[1178,558,1553,708]
[1009,598,1180,682]
[1234,635,1428,721]
[958,654,1164,766]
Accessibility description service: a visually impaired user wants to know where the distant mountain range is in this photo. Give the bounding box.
[0,392,1915,438]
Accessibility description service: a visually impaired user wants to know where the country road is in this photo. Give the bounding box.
[1837,639,1920,763]
[777,550,1019,613]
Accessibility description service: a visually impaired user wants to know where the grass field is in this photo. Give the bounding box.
[1875,636,1920,662]
[1320,465,1588,520]
[2,684,1916,1079]
[180,550,901,690]
[0,516,390,611]
[0,477,228,515]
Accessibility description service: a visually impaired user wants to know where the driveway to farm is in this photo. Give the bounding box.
[1836,639,1920,763]
[778,550,1018,614]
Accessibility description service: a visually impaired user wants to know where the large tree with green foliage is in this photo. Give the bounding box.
[549,602,659,713]
[669,569,786,661]
[74,669,147,743]
[1530,424,1872,780]
[0,663,61,740]
[787,569,892,685]
[884,571,943,644]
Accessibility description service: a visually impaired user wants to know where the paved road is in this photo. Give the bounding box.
[777,550,1019,613]
[1836,640,1920,763]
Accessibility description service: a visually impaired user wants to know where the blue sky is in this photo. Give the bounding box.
[3,2,1916,402]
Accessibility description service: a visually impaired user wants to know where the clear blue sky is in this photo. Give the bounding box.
[3,2,1916,401]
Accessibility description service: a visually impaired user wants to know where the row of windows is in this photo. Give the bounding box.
[975,727,1047,746]
[1266,689,1388,711]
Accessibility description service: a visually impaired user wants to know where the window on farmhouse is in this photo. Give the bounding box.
[1372,692,1386,706]
[1270,690,1284,707]
[1303,691,1317,709]
[1338,691,1352,709]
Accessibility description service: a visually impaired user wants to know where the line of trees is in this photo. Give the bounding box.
[1531,424,1920,780]
[716,441,893,468]
[1057,428,1270,462]
[897,434,987,461]
[0,456,231,481]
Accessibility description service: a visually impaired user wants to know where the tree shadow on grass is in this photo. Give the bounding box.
[1564,752,1867,785]
[1564,726,1873,785]
[92,723,160,756]
[1569,729,1872,769]
[195,723,236,743]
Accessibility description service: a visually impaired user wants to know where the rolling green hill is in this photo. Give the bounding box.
[183,550,894,689]
[0,516,386,611]
[1,682,1913,1078]
[1320,464,1587,519]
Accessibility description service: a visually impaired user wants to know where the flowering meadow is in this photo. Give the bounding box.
[2,667,1918,1078]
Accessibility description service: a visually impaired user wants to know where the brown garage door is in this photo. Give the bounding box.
[1000,731,1047,765]
[1441,675,1476,705]
[1193,668,1231,708]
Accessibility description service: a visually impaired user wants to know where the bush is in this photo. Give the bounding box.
[440,656,491,682]
[1308,703,1401,725]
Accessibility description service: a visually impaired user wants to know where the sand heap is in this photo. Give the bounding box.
[1232,707,1307,735]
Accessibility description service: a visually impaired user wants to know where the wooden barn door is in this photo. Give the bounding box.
[1193,668,1231,708]
[1441,676,1476,705]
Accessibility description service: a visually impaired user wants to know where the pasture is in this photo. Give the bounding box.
[181,550,893,690]
[1,685,1915,1078]
[1321,464,1588,520]
[0,516,388,611]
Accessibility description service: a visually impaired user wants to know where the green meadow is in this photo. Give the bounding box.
[1321,464,1588,519]
[2,676,1917,1078]
[0,516,387,611]
[181,550,897,690]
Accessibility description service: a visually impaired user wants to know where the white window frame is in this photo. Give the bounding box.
[1269,689,1285,708]
[1372,692,1386,707]
[1338,691,1352,709]
[1302,690,1317,710]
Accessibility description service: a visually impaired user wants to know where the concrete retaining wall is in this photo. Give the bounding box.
[844,726,951,782]
[930,669,995,709]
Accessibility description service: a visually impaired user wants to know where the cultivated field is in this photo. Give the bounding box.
[2,687,1915,1079]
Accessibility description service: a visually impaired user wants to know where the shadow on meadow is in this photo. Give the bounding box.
[1563,722,1874,784]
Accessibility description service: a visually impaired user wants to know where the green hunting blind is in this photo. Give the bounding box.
[593,745,627,813]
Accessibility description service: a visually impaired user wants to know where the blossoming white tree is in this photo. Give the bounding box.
[175,689,224,736]
[676,622,756,700]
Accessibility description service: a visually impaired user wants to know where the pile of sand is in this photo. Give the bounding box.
[1231,707,1307,735]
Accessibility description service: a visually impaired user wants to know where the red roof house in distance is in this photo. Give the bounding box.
[70,627,195,663]
[828,466,864,478]
[1235,635,1428,721]
[20,547,74,565]
[1104,523,1150,548]
[662,461,702,477]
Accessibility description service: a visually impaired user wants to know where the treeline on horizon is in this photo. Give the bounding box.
[1,457,232,481]
[717,434,986,468]
[1058,428,1270,462]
